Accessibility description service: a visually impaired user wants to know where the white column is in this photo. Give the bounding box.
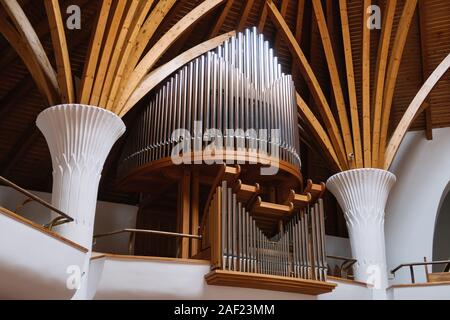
[36,104,126,250]
[326,169,396,291]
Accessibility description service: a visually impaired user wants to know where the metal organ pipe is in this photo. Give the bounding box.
[119,27,301,177]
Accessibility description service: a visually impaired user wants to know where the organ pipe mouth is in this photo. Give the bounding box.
[119,27,301,177]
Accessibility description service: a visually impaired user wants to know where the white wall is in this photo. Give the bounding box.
[388,284,450,300]
[0,186,138,254]
[319,279,373,300]
[90,256,377,300]
[386,128,450,285]
[433,191,450,271]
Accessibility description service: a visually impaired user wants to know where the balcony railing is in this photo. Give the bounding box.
[391,258,450,284]
[94,228,202,255]
[0,176,73,229]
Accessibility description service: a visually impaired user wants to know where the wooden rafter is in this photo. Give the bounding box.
[237,0,255,31]
[79,0,113,104]
[418,0,433,140]
[371,0,397,168]
[312,0,355,168]
[265,0,348,168]
[108,0,177,110]
[209,0,233,38]
[104,0,157,109]
[44,0,74,103]
[0,0,60,104]
[120,31,236,117]
[294,0,305,44]
[361,0,372,168]
[273,0,289,52]
[115,0,226,115]
[89,0,128,106]
[0,0,89,71]
[258,1,268,33]
[98,0,145,108]
[291,0,305,81]
[0,12,53,104]
[384,54,450,170]
[296,93,343,172]
[379,0,418,163]
[339,0,363,169]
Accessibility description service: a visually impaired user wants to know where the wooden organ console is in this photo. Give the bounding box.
[117,28,335,294]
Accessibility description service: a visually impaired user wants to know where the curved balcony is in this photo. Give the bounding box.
[118,28,301,182]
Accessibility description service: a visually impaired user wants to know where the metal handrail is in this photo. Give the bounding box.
[94,228,202,256]
[391,260,450,284]
[0,176,74,228]
[94,228,202,240]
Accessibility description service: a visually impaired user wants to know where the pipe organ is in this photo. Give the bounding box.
[119,28,300,177]
[209,181,328,281]
[117,28,331,288]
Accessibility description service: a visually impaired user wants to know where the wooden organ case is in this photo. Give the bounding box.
[117,28,335,294]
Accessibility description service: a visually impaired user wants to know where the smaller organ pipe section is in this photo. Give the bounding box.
[210,181,328,281]
[119,28,300,177]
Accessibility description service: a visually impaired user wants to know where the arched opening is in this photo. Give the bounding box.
[433,183,450,272]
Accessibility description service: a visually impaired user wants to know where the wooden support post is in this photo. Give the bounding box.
[191,170,200,257]
[178,170,191,259]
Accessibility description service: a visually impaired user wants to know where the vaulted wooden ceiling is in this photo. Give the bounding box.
[0,0,449,206]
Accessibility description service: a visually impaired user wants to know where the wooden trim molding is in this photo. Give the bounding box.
[327,276,372,288]
[0,207,88,253]
[205,269,337,295]
[91,252,210,265]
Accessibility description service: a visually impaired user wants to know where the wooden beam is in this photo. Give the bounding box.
[294,0,305,43]
[0,0,60,104]
[98,0,145,108]
[266,0,348,168]
[237,0,255,31]
[0,14,53,104]
[107,0,177,110]
[103,0,157,110]
[273,0,289,51]
[179,170,191,259]
[79,0,113,104]
[371,0,397,167]
[89,0,128,106]
[115,0,226,115]
[44,0,75,103]
[0,23,93,177]
[120,31,236,117]
[296,93,343,172]
[339,0,362,168]
[384,54,450,170]
[379,0,418,165]
[191,170,200,256]
[258,1,268,33]
[291,0,305,81]
[209,0,233,38]
[361,0,372,168]
[0,0,90,71]
[312,0,354,168]
[418,0,433,140]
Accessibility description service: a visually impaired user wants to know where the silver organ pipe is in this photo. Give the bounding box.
[119,28,301,176]
[209,181,328,281]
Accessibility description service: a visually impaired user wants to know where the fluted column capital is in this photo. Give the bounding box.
[327,169,396,292]
[327,169,396,224]
[37,104,125,249]
[37,104,125,170]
